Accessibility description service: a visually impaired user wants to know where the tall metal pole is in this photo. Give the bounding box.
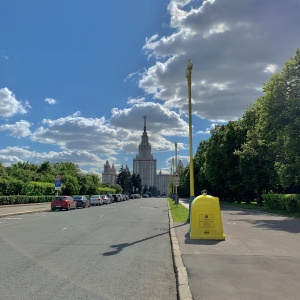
[175,142,178,172]
[175,142,178,204]
[186,59,195,222]
[172,157,175,198]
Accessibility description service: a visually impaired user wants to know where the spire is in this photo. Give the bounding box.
[143,116,147,133]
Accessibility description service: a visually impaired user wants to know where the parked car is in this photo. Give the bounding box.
[101,195,111,204]
[106,194,114,203]
[90,195,103,206]
[112,194,120,202]
[51,196,76,211]
[72,195,91,208]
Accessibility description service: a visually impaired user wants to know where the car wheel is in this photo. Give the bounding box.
[51,208,56,211]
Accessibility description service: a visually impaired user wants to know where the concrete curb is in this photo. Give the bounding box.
[168,201,193,300]
[0,209,50,218]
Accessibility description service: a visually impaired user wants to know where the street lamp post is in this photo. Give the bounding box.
[186,59,195,222]
[174,141,178,204]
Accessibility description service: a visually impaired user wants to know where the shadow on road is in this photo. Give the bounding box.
[232,218,300,234]
[221,204,300,233]
[102,230,169,256]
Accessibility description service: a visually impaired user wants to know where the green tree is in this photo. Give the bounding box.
[117,165,132,194]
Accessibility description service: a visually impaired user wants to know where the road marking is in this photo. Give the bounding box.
[62,227,68,230]
[100,215,103,218]
[4,217,23,220]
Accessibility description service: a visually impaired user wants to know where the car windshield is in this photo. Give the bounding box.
[53,197,67,201]
[72,197,82,200]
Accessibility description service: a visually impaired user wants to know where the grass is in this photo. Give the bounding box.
[168,198,189,222]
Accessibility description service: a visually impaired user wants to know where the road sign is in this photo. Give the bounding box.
[173,172,180,187]
[55,174,61,181]
[55,180,61,190]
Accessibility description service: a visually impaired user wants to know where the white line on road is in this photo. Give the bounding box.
[62,227,68,230]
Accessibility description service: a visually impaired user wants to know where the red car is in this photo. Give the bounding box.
[51,196,77,211]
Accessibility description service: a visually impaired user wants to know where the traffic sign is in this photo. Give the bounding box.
[173,172,180,187]
[55,174,61,181]
[55,180,61,190]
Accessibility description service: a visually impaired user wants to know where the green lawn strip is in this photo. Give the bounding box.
[168,198,189,222]
[221,201,300,219]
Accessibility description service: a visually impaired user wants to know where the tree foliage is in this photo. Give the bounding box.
[179,49,300,201]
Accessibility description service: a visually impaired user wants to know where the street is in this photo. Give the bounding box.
[0,198,177,300]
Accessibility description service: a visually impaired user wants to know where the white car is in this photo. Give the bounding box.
[101,195,111,204]
[90,195,103,206]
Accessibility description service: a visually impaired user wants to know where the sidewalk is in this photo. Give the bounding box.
[171,197,300,300]
[0,203,51,218]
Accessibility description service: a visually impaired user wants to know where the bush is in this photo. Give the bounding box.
[262,194,300,213]
[0,195,53,205]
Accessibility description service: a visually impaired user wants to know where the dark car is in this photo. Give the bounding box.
[112,194,120,202]
[51,196,76,211]
[72,195,91,208]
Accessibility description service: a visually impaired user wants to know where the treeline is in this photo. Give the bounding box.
[178,49,300,204]
[0,161,120,196]
[0,161,159,199]
[117,165,159,196]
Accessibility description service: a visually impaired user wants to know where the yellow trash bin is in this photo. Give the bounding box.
[190,193,225,240]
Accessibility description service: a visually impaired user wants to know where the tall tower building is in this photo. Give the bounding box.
[133,116,157,188]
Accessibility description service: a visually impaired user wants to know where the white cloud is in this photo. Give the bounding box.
[127,97,145,104]
[0,146,107,170]
[140,0,300,122]
[0,87,31,118]
[264,64,278,73]
[0,120,32,138]
[45,98,57,105]
[197,122,218,134]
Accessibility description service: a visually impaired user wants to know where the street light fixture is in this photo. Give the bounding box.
[186,59,195,222]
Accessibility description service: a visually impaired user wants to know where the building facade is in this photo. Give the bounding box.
[133,116,157,188]
[132,116,185,195]
[102,160,117,184]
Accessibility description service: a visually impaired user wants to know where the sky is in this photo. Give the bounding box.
[1,0,300,177]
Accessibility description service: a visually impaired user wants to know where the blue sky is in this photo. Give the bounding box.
[1,0,300,176]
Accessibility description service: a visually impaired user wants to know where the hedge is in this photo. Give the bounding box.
[0,195,53,205]
[262,194,300,213]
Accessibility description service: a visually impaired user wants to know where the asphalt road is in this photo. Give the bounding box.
[0,198,177,300]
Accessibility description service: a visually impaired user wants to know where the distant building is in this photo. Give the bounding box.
[102,160,117,184]
[132,116,185,195]
[177,160,184,173]
[133,116,157,188]
[156,171,170,195]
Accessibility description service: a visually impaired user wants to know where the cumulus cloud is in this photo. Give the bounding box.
[0,120,32,138]
[45,98,57,105]
[139,0,300,121]
[0,87,31,118]
[197,122,218,134]
[127,97,145,104]
[0,146,107,168]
